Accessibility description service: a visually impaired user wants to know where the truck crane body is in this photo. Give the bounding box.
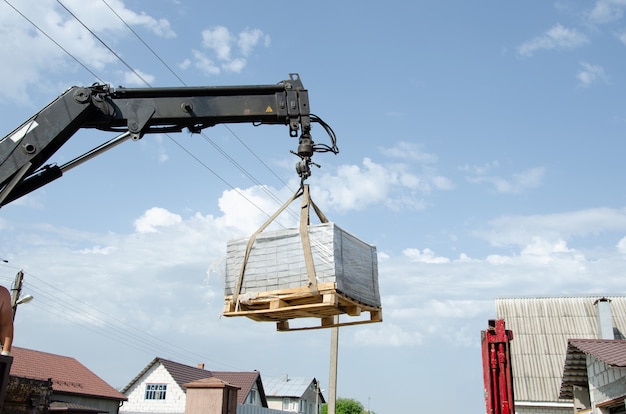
[0,73,338,408]
[482,319,515,414]
[0,73,335,206]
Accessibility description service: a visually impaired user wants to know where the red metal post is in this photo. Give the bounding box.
[481,319,514,414]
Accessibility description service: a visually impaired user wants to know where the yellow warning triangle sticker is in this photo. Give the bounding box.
[265,106,273,113]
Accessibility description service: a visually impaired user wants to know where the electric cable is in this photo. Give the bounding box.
[95,0,301,218]
[7,0,295,222]
[55,0,153,87]
[0,263,241,371]
[2,0,105,84]
[99,0,294,192]
[100,0,187,87]
[1,2,337,371]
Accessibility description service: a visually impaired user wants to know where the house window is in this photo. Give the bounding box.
[299,399,306,412]
[248,389,257,405]
[145,383,167,400]
[283,398,291,411]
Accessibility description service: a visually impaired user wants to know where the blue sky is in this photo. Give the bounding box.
[1,1,626,413]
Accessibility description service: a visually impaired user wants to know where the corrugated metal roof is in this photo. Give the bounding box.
[262,376,314,398]
[495,296,626,404]
[560,339,626,399]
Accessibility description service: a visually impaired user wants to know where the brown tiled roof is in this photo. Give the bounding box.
[571,339,626,366]
[560,339,626,399]
[212,371,268,406]
[9,347,126,401]
[122,357,266,406]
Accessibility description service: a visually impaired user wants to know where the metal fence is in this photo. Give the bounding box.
[237,404,290,414]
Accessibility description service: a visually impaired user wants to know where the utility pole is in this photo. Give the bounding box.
[328,316,339,414]
[10,270,24,321]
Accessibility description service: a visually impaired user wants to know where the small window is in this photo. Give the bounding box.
[248,389,257,405]
[283,398,290,410]
[299,399,306,412]
[145,384,167,400]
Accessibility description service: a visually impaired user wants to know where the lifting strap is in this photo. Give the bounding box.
[233,184,328,306]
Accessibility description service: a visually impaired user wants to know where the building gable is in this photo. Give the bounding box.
[120,360,188,413]
[263,375,324,413]
[120,358,267,413]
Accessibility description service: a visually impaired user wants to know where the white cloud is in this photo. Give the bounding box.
[77,245,116,255]
[192,50,220,76]
[403,248,450,264]
[58,0,176,38]
[475,207,626,248]
[222,58,247,73]
[352,323,424,347]
[513,167,545,189]
[178,58,192,70]
[380,141,438,163]
[4,176,626,399]
[459,161,500,175]
[464,164,545,194]
[237,28,269,56]
[134,207,183,233]
[617,236,626,253]
[577,62,608,87]
[194,26,270,76]
[216,185,297,237]
[0,0,174,103]
[202,26,233,61]
[312,150,454,211]
[518,24,589,57]
[123,69,155,86]
[312,156,452,212]
[588,0,626,23]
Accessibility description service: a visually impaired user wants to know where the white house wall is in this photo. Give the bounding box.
[586,355,626,413]
[120,363,187,414]
[514,405,571,414]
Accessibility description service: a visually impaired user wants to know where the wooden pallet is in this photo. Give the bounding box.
[223,282,382,331]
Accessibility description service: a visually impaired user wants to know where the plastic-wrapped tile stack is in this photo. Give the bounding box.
[225,222,380,309]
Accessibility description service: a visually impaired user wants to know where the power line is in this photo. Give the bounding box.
[55,0,152,87]
[100,0,187,87]
[2,0,105,83]
[17,268,241,371]
[95,0,300,220]
[97,0,295,196]
[7,0,295,221]
[2,1,312,368]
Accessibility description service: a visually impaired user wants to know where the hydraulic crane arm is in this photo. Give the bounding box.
[0,73,336,207]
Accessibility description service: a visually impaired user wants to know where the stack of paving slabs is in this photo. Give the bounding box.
[223,185,382,331]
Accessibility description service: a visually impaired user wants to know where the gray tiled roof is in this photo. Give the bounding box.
[495,296,626,404]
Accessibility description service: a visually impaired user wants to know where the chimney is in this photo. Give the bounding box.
[198,363,205,370]
[281,374,289,382]
[594,297,614,339]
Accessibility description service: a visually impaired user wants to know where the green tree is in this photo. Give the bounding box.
[321,398,366,414]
